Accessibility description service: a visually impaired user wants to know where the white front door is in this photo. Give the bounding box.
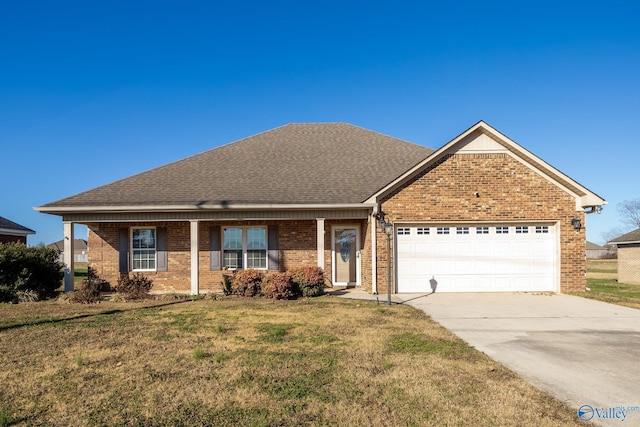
[332,226,360,287]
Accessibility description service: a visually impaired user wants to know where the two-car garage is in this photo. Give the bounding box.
[396,224,557,293]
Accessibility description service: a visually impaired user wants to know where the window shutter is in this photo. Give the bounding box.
[156,227,168,272]
[268,225,279,271]
[118,228,129,273]
[210,226,221,270]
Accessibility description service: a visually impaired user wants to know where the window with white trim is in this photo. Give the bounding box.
[476,226,489,234]
[535,226,549,234]
[496,226,509,234]
[417,227,429,235]
[437,227,450,235]
[132,227,156,271]
[223,227,267,269]
[456,227,469,235]
[515,226,529,234]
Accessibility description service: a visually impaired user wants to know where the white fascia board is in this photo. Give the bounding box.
[0,228,35,236]
[366,121,607,209]
[35,203,377,215]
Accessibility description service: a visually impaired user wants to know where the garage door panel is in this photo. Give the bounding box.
[397,224,555,293]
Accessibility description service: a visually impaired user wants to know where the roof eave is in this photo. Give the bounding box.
[35,202,377,215]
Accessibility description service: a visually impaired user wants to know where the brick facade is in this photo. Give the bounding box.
[376,153,586,294]
[618,244,640,285]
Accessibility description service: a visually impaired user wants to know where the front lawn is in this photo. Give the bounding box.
[0,296,581,426]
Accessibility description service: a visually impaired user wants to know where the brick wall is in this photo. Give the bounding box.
[87,219,322,293]
[618,244,640,285]
[0,234,27,244]
[377,153,586,293]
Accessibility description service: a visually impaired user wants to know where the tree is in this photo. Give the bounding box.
[617,198,640,229]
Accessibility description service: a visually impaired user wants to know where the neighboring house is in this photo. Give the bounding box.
[609,228,640,285]
[36,121,606,294]
[586,241,609,259]
[0,216,35,244]
[47,239,88,263]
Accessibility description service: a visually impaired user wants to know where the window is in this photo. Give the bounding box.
[476,226,489,234]
[417,227,429,235]
[132,228,156,270]
[436,227,450,235]
[223,227,267,269]
[535,226,549,234]
[397,227,411,235]
[515,226,529,234]
[456,227,469,235]
[496,226,509,234]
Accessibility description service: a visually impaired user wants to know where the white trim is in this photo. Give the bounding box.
[190,220,199,295]
[131,226,157,272]
[371,214,377,294]
[0,228,35,236]
[35,203,377,214]
[63,222,74,293]
[365,121,606,209]
[316,218,325,269]
[221,226,268,270]
[331,225,361,287]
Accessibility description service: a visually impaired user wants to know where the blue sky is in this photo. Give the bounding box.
[1,0,638,245]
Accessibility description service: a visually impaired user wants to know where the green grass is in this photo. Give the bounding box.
[578,278,640,309]
[0,297,584,426]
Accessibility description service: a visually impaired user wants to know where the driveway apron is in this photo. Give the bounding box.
[399,293,640,427]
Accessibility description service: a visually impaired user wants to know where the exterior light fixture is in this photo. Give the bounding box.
[571,217,581,230]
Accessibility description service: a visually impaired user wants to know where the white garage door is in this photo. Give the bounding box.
[396,224,556,293]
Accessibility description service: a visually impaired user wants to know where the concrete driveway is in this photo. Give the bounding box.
[398,293,640,426]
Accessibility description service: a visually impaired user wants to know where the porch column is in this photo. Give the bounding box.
[190,220,199,295]
[371,214,377,294]
[316,218,325,269]
[63,221,75,293]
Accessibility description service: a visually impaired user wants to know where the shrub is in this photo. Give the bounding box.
[0,242,64,300]
[115,273,153,300]
[231,269,264,297]
[289,266,325,297]
[0,285,18,304]
[221,273,233,296]
[262,272,295,300]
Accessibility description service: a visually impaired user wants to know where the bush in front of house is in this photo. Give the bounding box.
[261,271,295,300]
[231,269,264,297]
[289,266,326,297]
[0,242,64,302]
[68,267,110,304]
[115,273,153,300]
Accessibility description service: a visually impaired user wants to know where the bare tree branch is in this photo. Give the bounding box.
[617,198,640,229]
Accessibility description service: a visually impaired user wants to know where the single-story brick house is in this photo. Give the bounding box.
[0,216,35,244]
[609,228,640,285]
[36,121,605,295]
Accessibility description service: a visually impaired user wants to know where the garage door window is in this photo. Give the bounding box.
[417,227,429,235]
[456,227,469,235]
[536,226,549,233]
[437,227,450,235]
[397,227,411,235]
[516,226,529,234]
[476,226,489,234]
[496,226,509,234]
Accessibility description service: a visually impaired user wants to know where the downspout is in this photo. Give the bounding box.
[371,205,379,295]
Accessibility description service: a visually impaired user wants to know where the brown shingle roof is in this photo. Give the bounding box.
[610,228,640,244]
[39,123,434,209]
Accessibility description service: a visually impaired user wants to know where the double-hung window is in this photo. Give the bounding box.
[223,227,267,269]
[132,228,156,270]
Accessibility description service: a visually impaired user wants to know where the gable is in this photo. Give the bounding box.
[370,121,606,212]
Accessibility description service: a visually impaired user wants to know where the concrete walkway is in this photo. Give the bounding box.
[328,289,640,426]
